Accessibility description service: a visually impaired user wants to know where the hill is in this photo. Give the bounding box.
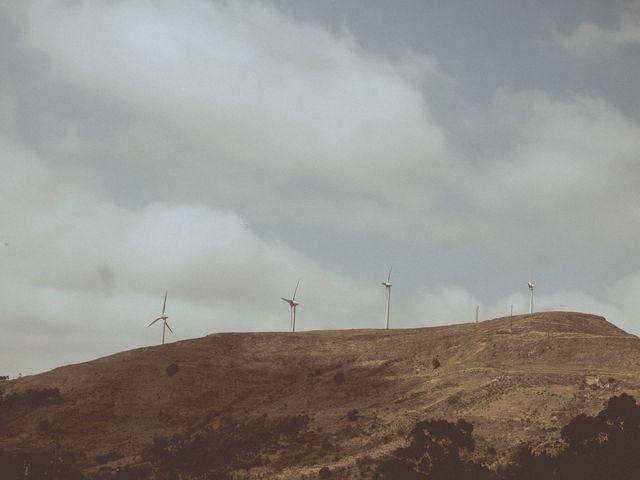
[1,311,640,479]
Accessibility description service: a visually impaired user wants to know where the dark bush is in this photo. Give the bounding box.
[0,448,86,480]
[95,451,123,463]
[375,418,488,480]
[432,357,440,369]
[319,466,332,478]
[497,392,640,480]
[334,372,345,385]
[166,363,179,377]
[38,419,52,432]
[0,388,62,410]
[143,414,310,478]
[347,409,359,421]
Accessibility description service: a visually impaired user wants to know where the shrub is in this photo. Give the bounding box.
[375,418,488,480]
[38,420,52,432]
[333,372,345,386]
[319,466,332,478]
[0,388,61,409]
[166,363,179,377]
[432,357,440,369]
[347,409,359,421]
[95,451,123,463]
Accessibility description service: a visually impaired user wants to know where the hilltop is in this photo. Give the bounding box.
[1,311,639,479]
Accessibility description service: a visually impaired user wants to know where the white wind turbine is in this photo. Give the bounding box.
[382,267,392,329]
[528,277,535,314]
[282,280,300,332]
[148,290,173,345]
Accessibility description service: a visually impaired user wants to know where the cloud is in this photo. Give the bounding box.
[554,4,640,56]
[449,90,640,259]
[0,134,386,376]
[22,0,450,213]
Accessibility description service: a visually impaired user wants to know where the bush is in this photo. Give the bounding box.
[319,466,332,478]
[432,357,440,369]
[333,372,345,386]
[0,388,61,409]
[95,451,123,463]
[375,418,488,480]
[38,420,52,432]
[347,409,359,421]
[143,414,310,477]
[166,363,179,377]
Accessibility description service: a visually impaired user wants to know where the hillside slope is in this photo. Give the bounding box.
[1,312,639,478]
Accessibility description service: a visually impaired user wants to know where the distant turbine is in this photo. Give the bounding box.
[382,267,392,329]
[528,279,535,314]
[475,305,479,323]
[148,290,173,345]
[282,280,300,332]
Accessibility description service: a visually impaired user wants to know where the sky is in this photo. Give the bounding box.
[1,0,640,377]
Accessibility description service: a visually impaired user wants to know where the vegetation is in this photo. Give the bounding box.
[373,393,640,480]
[0,449,85,480]
[165,363,179,377]
[143,414,310,478]
[0,388,61,410]
[375,418,487,480]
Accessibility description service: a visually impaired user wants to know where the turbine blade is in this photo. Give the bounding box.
[148,317,162,327]
[387,266,392,282]
[282,297,291,303]
[293,279,300,300]
[164,320,174,334]
[162,290,168,315]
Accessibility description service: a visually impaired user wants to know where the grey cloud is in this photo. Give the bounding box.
[555,2,640,56]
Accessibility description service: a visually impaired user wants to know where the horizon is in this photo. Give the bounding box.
[5,309,623,379]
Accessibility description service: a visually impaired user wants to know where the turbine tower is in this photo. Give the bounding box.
[282,280,300,332]
[382,267,392,329]
[475,305,479,323]
[148,290,173,345]
[528,279,535,314]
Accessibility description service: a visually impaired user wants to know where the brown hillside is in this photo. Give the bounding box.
[1,311,639,478]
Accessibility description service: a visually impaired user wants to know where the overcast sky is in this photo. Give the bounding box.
[2,0,640,377]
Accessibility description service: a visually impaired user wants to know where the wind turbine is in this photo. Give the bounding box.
[148,290,173,345]
[382,267,392,329]
[282,280,300,332]
[475,305,479,323]
[528,278,535,314]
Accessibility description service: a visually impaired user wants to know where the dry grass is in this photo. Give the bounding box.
[1,311,639,478]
